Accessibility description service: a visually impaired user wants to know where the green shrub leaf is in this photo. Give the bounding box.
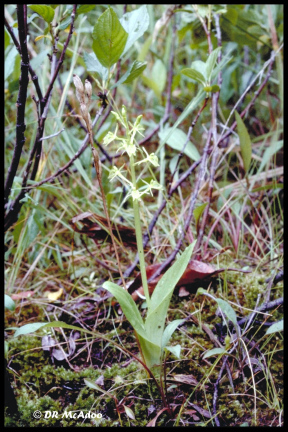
[83,51,108,80]
[206,47,221,81]
[28,5,55,24]
[120,5,149,55]
[111,61,147,89]
[92,7,128,68]
[158,127,200,161]
[181,68,206,86]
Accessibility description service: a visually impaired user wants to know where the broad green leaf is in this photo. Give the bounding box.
[190,60,207,80]
[235,111,252,174]
[77,5,95,15]
[159,90,205,148]
[206,47,221,81]
[83,51,108,80]
[28,5,55,23]
[14,322,48,337]
[162,319,185,348]
[164,344,181,359]
[181,68,206,86]
[198,289,239,332]
[151,60,167,94]
[197,5,210,18]
[120,5,149,56]
[158,127,200,161]
[57,16,73,31]
[102,281,145,335]
[215,298,238,329]
[111,61,147,89]
[203,347,226,359]
[145,243,195,347]
[123,61,147,83]
[92,7,128,68]
[5,294,15,311]
[266,320,283,335]
[135,332,162,369]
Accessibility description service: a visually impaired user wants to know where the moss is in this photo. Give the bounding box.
[5,256,283,426]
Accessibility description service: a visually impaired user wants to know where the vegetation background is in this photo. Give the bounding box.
[5,4,283,427]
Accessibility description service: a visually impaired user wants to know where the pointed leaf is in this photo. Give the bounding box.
[190,60,208,80]
[14,322,48,337]
[206,47,221,81]
[102,281,145,335]
[28,5,55,23]
[266,320,283,335]
[76,5,96,15]
[111,61,147,89]
[164,344,181,359]
[203,347,226,359]
[216,298,238,329]
[123,61,147,83]
[124,405,135,420]
[197,289,239,332]
[181,68,206,86]
[145,243,195,347]
[92,8,128,68]
[235,111,252,174]
[83,51,108,80]
[120,5,149,56]
[193,203,208,225]
[162,319,185,348]
[136,332,162,368]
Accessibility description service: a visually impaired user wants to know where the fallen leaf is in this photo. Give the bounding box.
[147,407,169,427]
[178,286,190,297]
[70,212,137,248]
[172,374,200,386]
[129,260,251,301]
[44,288,63,301]
[11,291,35,300]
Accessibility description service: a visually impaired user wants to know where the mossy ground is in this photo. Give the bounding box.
[5,267,283,427]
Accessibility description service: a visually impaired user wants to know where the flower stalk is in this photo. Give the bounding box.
[130,153,151,309]
[103,104,163,309]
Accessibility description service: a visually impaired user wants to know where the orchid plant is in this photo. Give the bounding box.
[101,105,196,369]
